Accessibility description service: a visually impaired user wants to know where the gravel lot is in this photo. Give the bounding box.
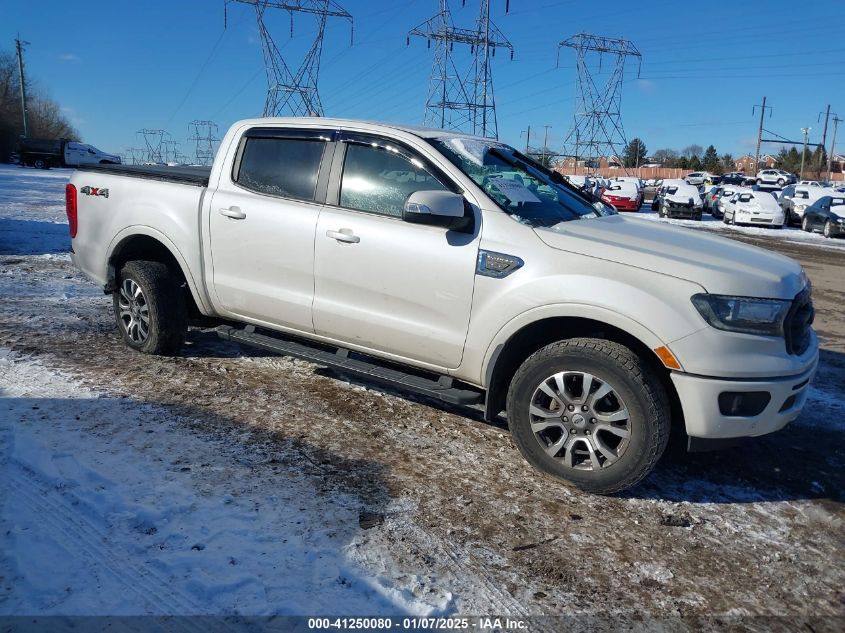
[1,165,842,627]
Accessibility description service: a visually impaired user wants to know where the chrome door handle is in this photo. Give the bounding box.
[219,206,246,220]
[326,229,360,244]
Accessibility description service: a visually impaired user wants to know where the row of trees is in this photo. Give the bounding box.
[0,49,79,161]
[622,137,833,177]
[623,138,736,172]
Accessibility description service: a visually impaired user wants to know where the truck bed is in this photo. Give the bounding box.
[76,164,211,187]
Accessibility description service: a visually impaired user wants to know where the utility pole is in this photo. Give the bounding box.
[818,105,831,174]
[520,125,531,153]
[827,115,840,182]
[15,35,30,138]
[542,124,551,166]
[752,96,771,174]
[799,127,811,180]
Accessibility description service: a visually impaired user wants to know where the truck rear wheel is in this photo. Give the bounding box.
[113,260,187,355]
[506,338,670,494]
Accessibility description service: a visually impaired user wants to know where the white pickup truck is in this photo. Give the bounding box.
[67,117,818,494]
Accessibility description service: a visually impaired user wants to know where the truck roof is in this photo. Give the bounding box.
[232,117,495,143]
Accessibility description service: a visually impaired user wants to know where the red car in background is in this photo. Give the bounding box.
[601,181,643,211]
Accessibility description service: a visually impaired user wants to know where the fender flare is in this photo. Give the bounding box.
[106,225,213,315]
[481,302,674,390]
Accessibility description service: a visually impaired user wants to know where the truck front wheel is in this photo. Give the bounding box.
[506,338,670,494]
[113,260,187,355]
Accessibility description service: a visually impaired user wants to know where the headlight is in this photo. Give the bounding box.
[691,294,791,336]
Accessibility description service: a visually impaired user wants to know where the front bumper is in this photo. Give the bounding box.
[665,202,701,218]
[671,352,818,439]
[606,198,640,211]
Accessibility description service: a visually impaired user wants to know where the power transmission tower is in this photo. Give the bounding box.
[122,148,143,165]
[558,33,641,174]
[15,35,30,137]
[163,140,183,164]
[408,0,513,138]
[225,0,353,117]
[137,129,168,164]
[188,120,221,166]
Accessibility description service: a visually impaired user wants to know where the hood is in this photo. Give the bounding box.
[534,215,805,299]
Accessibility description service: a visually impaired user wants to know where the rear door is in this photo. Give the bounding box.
[312,133,479,369]
[207,127,333,332]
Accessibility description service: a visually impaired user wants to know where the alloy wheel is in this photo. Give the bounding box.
[528,371,631,471]
[117,279,150,344]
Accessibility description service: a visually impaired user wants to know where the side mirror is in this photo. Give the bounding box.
[403,190,467,228]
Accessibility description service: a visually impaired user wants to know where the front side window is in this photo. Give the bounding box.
[236,137,326,201]
[339,142,448,218]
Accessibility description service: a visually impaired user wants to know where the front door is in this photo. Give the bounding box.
[312,134,479,369]
[208,128,331,332]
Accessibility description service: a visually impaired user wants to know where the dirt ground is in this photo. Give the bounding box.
[1,219,843,624]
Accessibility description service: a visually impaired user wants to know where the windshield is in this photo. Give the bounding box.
[430,137,609,228]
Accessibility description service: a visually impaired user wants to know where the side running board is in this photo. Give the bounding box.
[216,325,484,406]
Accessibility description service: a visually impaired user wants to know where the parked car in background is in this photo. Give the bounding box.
[703,185,721,216]
[784,186,838,226]
[720,172,747,185]
[601,180,643,211]
[801,195,845,238]
[797,180,823,188]
[723,189,786,227]
[684,171,715,186]
[654,180,703,219]
[19,138,121,169]
[756,169,796,187]
[715,185,746,219]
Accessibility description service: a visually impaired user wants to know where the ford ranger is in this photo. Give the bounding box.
[66,118,818,494]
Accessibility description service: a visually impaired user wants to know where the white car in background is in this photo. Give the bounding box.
[756,169,795,187]
[654,179,704,219]
[715,185,746,218]
[724,189,786,227]
[684,171,715,186]
[797,180,823,188]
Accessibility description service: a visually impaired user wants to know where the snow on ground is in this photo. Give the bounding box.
[0,352,442,616]
[631,209,845,252]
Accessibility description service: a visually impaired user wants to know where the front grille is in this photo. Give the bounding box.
[784,286,814,355]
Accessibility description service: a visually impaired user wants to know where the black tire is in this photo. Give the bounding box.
[823,220,832,238]
[801,216,811,232]
[777,178,785,186]
[113,260,187,355]
[34,158,47,169]
[506,338,670,494]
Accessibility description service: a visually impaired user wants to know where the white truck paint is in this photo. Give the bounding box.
[66,117,819,493]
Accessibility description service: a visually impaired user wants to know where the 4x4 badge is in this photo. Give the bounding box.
[80,186,109,198]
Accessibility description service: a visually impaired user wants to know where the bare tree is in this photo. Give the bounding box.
[681,144,703,159]
[0,49,79,161]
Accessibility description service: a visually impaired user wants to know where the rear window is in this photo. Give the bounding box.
[666,186,678,195]
[236,137,326,201]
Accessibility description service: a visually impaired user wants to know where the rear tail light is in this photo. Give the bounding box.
[65,183,78,238]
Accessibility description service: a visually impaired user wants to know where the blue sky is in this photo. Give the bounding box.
[4,0,844,160]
